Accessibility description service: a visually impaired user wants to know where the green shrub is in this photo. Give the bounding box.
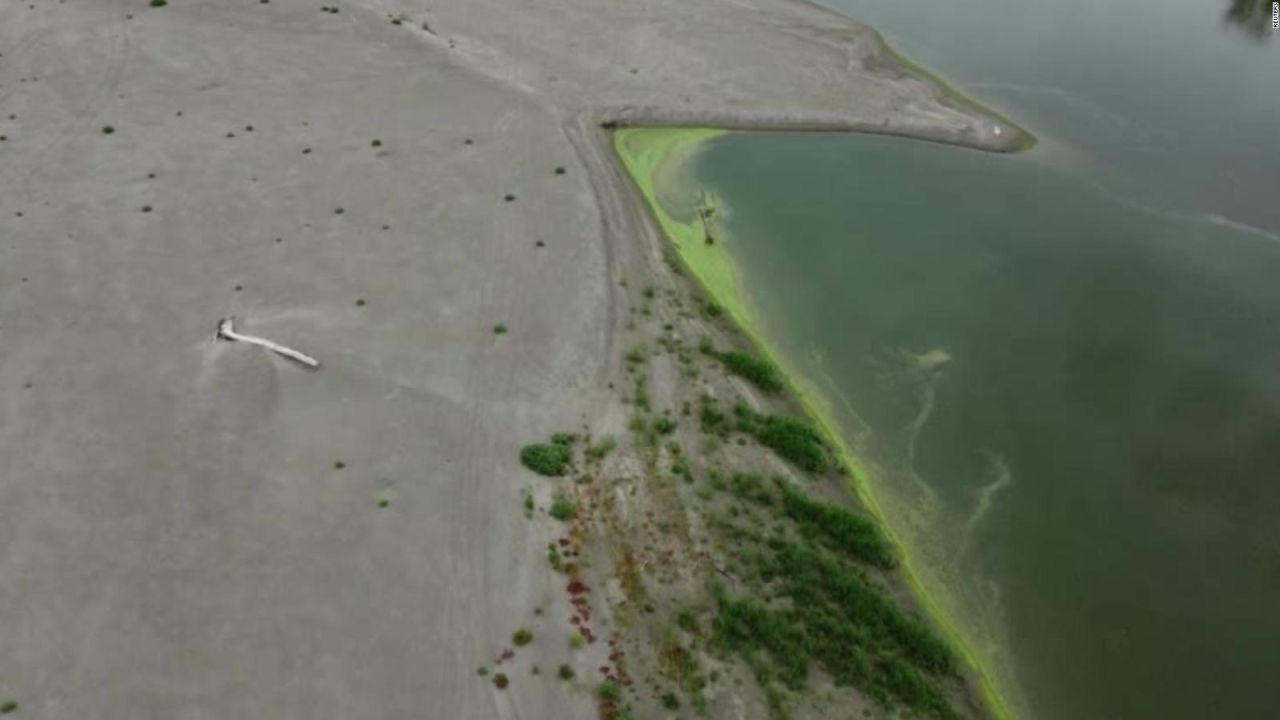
[595,681,621,701]
[549,495,576,521]
[671,455,693,483]
[512,629,533,646]
[632,376,650,411]
[654,416,677,435]
[551,432,575,446]
[493,324,507,334]
[520,443,572,476]
[558,664,575,680]
[629,413,659,449]
[717,350,783,393]
[700,398,730,438]
[675,608,700,634]
[149,0,166,6]
[755,415,828,473]
[661,692,680,709]
[729,473,775,506]
[777,481,895,569]
[732,402,760,434]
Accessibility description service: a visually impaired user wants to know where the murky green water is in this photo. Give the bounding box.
[673,1,1279,718]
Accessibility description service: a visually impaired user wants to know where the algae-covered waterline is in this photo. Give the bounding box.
[615,2,1279,718]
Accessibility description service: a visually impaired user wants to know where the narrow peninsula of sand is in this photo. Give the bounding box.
[0,0,1027,718]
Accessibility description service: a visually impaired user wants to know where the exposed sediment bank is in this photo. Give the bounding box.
[0,0,1026,717]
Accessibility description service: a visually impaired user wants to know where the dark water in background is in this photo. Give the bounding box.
[680,1,1280,718]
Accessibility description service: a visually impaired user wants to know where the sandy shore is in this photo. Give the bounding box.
[0,0,1022,717]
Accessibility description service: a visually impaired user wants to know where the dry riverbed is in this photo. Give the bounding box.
[0,0,1020,717]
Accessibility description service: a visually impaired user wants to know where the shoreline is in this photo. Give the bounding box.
[537,5,1038,715]
[608,127,1019,720]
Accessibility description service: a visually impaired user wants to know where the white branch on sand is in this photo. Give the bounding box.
[216,317,320,369]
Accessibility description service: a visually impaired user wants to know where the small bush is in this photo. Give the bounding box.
[558,664,575,680]
[551,432,575,446]
[595,681,621,702]
[661,692,680,709]
[632,376,650,411]
[549,495,576,522]
[717,350,783,393]
[700,398,730,438]
[778,481,895,569]
[493,673,509,689]
[512,629,533,646]
[671,455,693,483]
[520,443,572,476]
[102,126,115,134]
[729,473,775,506]
[493,324,507,334]
[569,632,586,649]
[653,417,677,435]
[675,608,700,634]
[149,0,166,6]
[755,415,829,473]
